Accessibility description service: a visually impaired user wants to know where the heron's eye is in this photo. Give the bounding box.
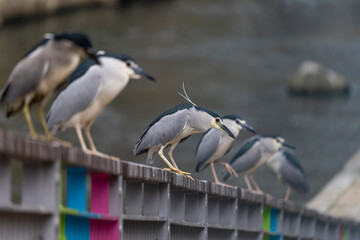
[126,61,132,67]
[215,117,220,123]
[235,120,240,124]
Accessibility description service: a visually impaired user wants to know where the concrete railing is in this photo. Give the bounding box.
[0,129,359,240]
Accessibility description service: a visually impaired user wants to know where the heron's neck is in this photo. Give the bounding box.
[187,107,214,133]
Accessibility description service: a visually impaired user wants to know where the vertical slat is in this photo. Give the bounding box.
[0,157,11,205]
[124,181,143,215]
[67,168,87,211]
[185,193,199,222]
[91,173,110,214]
[109,176,120,216]
[263,206,271,231]
[22,163,42,207]
[143,183,160,216]
[90,219,118,240]
[65,215,90,240]
[270,209,278,232]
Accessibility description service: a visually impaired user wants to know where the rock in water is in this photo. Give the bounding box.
[288,60,349,97]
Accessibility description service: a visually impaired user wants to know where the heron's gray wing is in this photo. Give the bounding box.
[278,152,310,194]
[0,53,47,104]
[195,129,221,172]
[222,137,261,181]
[133,109,189,156]
[46,72,102,131]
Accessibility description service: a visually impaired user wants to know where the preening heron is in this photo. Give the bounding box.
[0,32,99,139]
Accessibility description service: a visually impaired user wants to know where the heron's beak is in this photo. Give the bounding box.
[86,49,101,65]
[133,66,157,82]
[220,124,235,139]
[282,141,295,150]
[240,122,256,134]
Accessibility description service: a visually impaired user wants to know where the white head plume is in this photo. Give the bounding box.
[178,82,197,106]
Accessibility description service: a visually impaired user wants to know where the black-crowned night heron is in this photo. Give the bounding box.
[195,115,255,186]
[133,103,235,179]
[0,32,98,139]
[46,51,156,160]
[222,134,295,193]
[267,150,309,201]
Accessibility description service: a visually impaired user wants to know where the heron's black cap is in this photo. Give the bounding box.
[53,32,94,50]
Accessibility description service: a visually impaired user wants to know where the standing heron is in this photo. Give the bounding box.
[195,115,256,186]
[46,51,156,160]
[133,103,235,179]
[222,135,295,193]
[267,150,309,201]
[0,32,99,139]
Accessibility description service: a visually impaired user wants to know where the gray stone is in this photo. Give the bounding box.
[288,60,349,96]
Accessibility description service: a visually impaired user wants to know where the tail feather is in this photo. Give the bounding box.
[222,169,231,181]
[146,150,156,164]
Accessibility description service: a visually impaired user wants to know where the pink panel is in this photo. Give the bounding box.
[339,225,343,240]
[90,219,119,240]
[91,173,109,214]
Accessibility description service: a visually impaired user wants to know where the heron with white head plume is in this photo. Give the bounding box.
[133,85,235,179]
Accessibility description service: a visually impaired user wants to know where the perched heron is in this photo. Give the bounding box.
[47,51,156,160]
[222,134,295,193]
[195,115,256,186]
[267,150,309,201]
[0,32,99,139]
[133,103,235,179]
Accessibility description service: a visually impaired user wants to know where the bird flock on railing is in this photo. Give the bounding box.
[0,31,309,201]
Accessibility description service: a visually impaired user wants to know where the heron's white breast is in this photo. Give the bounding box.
[95,57,130,107]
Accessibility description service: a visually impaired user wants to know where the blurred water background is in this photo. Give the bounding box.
[1,0,360,202]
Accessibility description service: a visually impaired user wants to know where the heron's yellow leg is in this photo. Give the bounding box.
[38,105,51,139]
[159,146,193,180]
[23,104,37,138]
[168,143,179,169]
[37,106,72,146]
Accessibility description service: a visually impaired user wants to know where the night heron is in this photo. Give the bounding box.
[0,32,99,139]
[222,134,295,193]
[267,150,309,201]
[47,51,156,160]
[195,115,256,186]
[133,103,235,179]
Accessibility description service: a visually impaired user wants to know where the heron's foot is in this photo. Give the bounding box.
[83,149,120,161]
[29,131,38,139]
[94,151,120,161]
[215,181,233,188]
[164,167,194,180]
[48,136,73,147]
[246,189,264,195]
[221,163,238,177]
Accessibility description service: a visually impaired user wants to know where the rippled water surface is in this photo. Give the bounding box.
[1,0,360,202]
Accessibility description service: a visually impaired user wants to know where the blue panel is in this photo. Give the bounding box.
[65,215,90,240]
[270,209,278,232]
[67,167,87,211]
[269,235,281,240]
